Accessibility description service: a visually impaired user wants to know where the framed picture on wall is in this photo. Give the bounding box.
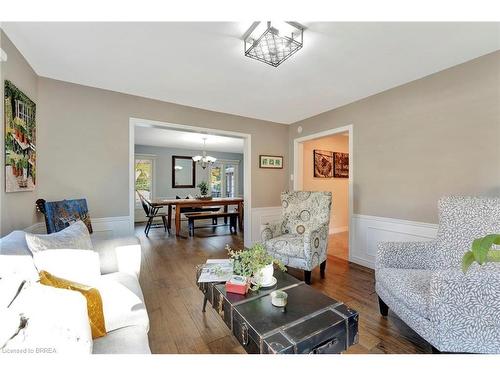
[259,155,283,169]
[313,150,334,178]
[4,80,37,192]
[334,152,349,178]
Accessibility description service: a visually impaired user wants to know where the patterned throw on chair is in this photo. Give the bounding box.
[375,196,500,354]
[260,191,332,284]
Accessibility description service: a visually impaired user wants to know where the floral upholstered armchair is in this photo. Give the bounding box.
[375,196,500,353]
[261,191,332,284]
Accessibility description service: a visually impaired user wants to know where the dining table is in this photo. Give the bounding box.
[148,197,244,236]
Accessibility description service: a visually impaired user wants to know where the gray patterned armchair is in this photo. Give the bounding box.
[261,191,332,284]
[376,196,500,353]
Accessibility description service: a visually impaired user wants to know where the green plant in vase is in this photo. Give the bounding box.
[227,243,286,290]
[197,181,209,197]
[462,234,500,273]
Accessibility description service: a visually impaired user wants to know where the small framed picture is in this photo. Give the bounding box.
[259,155,283,169]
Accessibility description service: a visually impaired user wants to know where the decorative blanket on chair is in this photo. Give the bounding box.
[40,199,93,234]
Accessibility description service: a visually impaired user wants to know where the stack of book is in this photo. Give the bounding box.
[225,275,249,295]
[197,259,249,295]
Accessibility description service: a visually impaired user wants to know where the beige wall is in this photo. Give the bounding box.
[289,51,500,224]
[2,29,499,236]
[34,78,289,221]
[0,31,40,235]
[302,134,349,232]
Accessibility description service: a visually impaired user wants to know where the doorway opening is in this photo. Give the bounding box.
[293,125,353,261]
[129,118,252,246]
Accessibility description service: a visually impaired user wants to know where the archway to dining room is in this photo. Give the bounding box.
[128,118,252,246]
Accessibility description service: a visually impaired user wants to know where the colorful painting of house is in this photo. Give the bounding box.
[4,80,36,192]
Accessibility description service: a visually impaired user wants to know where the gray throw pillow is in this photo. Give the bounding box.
[25,220,94,254]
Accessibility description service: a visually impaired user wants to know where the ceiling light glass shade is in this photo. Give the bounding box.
[193,138,217,169]
[244,22,304,67]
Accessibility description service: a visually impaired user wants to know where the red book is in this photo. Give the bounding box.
[225,275,249,295]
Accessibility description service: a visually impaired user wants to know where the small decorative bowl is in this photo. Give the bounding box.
[270,290,288,307]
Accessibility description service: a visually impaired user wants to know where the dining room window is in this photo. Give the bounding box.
[209,160,239,198]
[135,156,154,205]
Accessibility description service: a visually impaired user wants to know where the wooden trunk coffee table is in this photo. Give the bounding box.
[197,269,359,354]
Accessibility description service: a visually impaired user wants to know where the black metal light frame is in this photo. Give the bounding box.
[243,22,305,67]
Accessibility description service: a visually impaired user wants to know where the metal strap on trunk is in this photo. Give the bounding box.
[260,302,343,354]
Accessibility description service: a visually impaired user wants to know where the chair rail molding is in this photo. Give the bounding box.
[350,214,438,269]
[25,216,131,237]
[250,206,282,243]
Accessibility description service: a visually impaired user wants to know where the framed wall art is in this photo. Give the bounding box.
[334,152,349,178]
[259,155,283,169]
[4,80,36,192]
[313,150,333,178]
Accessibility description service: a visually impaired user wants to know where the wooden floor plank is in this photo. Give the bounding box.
[137,223,432,354]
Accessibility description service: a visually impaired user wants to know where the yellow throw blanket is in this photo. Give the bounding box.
[39,270,106,339]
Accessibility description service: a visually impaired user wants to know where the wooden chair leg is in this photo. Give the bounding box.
[145,217,152,237]
[162,216,168,232]
[378,296,389,316]
[188,219,194,237]
[304,270,312,285]
[320,260,326,278]
[230,216,237,234]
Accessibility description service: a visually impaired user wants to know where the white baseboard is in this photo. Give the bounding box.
[250,206,282,243]
[350,214,438,269]
[330,226,348,234]
[24,216,132,238]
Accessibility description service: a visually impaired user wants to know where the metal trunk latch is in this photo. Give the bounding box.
[309,338,338,354]
[217,295,224,316]
[241,323,249,346]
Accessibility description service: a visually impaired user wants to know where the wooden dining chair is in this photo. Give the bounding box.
[137,191,169,236]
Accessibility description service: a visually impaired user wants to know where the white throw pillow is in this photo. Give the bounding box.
[0,277,26,309]
[94,278,144,332]
[33,250,101,285]
[0,255,39,282]
[25,220,93,254]
[0,308,23,349]
[4,282,93,354]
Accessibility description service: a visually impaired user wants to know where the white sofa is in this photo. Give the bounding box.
[0,230,151,354]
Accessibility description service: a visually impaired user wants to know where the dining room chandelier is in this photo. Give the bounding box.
[243,21,305,67]
[192,138,216,169]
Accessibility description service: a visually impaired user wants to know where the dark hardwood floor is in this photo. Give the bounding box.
[136,222,432,354]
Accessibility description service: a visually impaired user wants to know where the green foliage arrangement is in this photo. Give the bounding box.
[462,234,500,273]
[197,181,209,196]
[226,243,286,278]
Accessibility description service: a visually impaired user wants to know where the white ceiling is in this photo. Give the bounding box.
[134,125,244,153]
[2,22,499,124]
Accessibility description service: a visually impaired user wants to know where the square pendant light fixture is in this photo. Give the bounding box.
[243,21,305,67]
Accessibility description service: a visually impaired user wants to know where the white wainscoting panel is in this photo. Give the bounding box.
[250,206,282,244]
[24,216,132,238]
[350,214,438,269]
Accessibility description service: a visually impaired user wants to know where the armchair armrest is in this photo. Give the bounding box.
[376,241,437,270]
[303,223,330,268]
[92,236,142,278]
[429,264,500,353]
[260,222,282,242]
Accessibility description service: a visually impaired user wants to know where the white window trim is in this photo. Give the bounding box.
[134,154,156,208]
[209,159,240,198]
